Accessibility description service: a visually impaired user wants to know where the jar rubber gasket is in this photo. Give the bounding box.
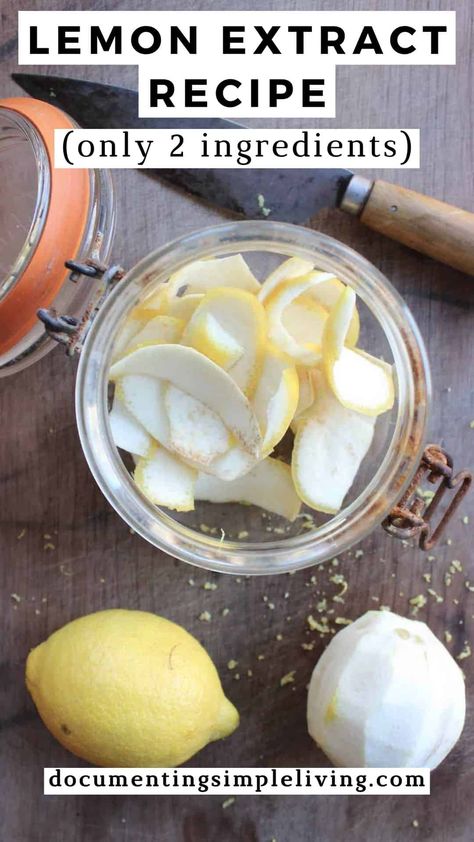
[0,97,90,355]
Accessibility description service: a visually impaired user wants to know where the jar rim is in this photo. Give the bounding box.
[76,220,431,574]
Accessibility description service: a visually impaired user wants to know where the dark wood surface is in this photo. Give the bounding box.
[1,2,474,840]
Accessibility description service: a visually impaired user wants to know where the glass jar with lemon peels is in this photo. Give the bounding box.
[74,220,445,574]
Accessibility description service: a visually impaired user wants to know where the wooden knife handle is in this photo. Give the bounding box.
[360,180,474,276]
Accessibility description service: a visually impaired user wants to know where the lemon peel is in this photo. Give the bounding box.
[109,393,152,457]
[265,271,334,365]
[183,310,244,370]
[308,276,360,347]
[292,370,375,514]
[167,254,260,297]
[195,457,301,521]
[164,383,231,466]
[134,444,196,511]
[123,315,184,356]
[323,287,394,416]
[110,344,262,457]
[252,344,299,456]
[182,287,267,396]
[257,256,316,303]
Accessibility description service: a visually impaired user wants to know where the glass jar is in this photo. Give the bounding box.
[76,220,432,575]
[0,98,115,376]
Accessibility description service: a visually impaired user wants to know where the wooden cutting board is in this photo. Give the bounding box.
[1,1,474,840]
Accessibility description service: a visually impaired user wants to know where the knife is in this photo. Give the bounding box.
[12,73,474,277]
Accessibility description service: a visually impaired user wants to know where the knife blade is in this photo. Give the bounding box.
[11,73,474,276]
[11,73,353,223]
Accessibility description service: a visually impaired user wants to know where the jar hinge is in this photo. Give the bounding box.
[382,444,472,550]
[37,259,125,356]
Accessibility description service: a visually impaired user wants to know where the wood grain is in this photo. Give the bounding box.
[1,2,474,841]
[361,180,474,276]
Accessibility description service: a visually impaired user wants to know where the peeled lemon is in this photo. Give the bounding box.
[307,610,465,769]
[26,609,239,767]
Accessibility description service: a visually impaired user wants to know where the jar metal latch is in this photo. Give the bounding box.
[37,258,124,356]
[383,445,472,550]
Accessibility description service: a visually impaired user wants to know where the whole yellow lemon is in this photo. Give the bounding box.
[26,609,239,767]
